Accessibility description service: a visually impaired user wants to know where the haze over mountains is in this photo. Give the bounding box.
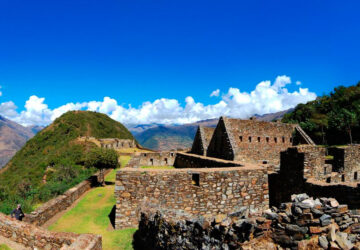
[129,109,293,151]
[0,116,43,169]
[0,109,292,164]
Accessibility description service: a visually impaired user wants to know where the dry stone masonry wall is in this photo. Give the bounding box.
[133,194,360,250]
[0,213,101,249]
[138,151,176,166]
[24,169,110,226]
[115,166,268,229]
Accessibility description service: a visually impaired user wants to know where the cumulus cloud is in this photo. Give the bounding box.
[0,75,317,126]
[210,89,220,97]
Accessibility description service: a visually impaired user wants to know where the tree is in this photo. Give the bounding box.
[329,108,357,144]
[85,148,119,185]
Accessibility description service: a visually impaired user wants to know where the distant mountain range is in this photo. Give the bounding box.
[128,109,293,151]
[0,116,43,169]
[0,109,293,164]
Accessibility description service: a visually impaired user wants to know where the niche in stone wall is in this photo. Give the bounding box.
[355,172,358,181]
[192,173,200,186]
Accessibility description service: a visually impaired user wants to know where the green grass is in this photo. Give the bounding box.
[0,244,12,250]
[48,184,136,250]
[140,165,174,169]
[104,156,132,183]
[0,111,135,214]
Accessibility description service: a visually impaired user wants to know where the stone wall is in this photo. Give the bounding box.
[0,213,101,249]
[328,145,360,183]
[99,138,136,149]
[207,117,298,165]
[133,195,360,250]
[174,152,242,168]
[138,151,176,166]
[115,166,268,229]
[24,169,111,226]
[206,117,235,161]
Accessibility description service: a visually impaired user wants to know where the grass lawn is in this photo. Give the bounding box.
[49,156,136,250]
[0,245,12,250]
[140,165,174,169]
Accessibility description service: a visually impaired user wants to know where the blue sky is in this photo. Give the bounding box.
[0,0,359,125]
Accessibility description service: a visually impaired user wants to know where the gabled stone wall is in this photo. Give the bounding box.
[206,117,235,160]
[115,166,268,229]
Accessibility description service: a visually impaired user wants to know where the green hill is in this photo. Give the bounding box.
[283,82,360,145]
[0,111,134,214]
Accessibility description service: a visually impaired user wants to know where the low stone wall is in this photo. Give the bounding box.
[0,213,101,249]
[24,169,111,226]
[173,152,242,168]
[115,166,268,229]
[133,195,360,250]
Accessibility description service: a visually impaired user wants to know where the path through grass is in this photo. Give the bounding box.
[49,156,136,250]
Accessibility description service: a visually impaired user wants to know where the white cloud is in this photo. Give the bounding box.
[210,89,220,97]
[0,75,317,126]
[296,81,301,85]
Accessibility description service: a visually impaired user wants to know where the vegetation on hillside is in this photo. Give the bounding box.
[283,82,360,145]
[49,156,135,250]
[0,111,134,214]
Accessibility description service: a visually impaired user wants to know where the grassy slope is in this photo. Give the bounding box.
[49,156,135,250]
[0,111,135,213]
[0,245,12,250]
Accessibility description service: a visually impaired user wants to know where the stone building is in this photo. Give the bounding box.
[99,138,136,149]
[190,126,215,156]
[138,151,176,166]
[115,158,268,229]
[269,145,360,209]
[206,116,314,165]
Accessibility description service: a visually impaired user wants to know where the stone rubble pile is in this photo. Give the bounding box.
[265,193,360,249]
[133,194,360,250]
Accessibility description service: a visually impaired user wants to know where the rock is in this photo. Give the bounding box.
[328,224,337,242]
[228,207,248,218]
[329,198,339,208]
[292,193,309,202]
[215,214,227,223]
[336,205,348,214]
[311,207,324,217]
[294,206,303,215]
[329,241,341,250]
[302,198,316,208]
[319,235,329,249]
[264,209,279,220]
[285,224,308,234]
[320,214,332,227]
[298,236,321,250]
[335,232,354,250]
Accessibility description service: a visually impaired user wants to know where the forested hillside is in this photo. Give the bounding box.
[283,82,360,145]
[0,111,133,213]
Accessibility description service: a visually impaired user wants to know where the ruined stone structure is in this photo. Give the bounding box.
[270,145,360,209]
[139,151,176,166]
[115,160,268,229]
[190,126,215,156]
[99,138,136,149]
[78,136,136,149]
[0,213,101,249]
[205,117,314,165]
